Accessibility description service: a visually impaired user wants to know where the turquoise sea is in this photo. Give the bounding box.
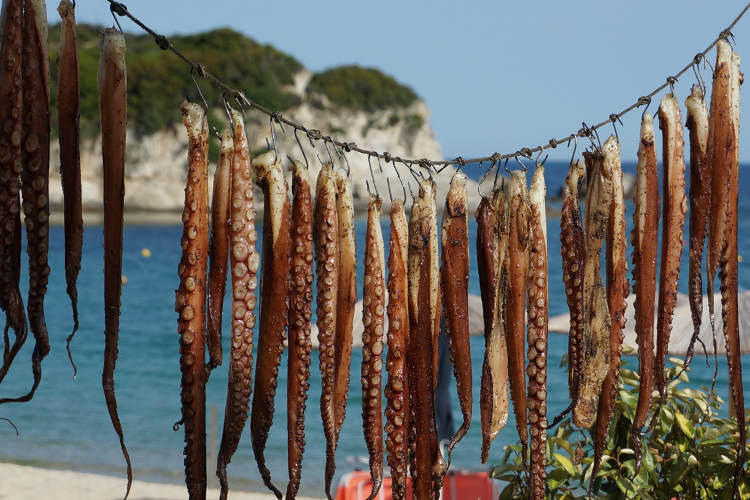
[0,160,748,495]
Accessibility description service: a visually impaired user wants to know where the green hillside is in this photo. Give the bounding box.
[47,25,418,139]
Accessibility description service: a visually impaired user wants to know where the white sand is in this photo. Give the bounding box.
[0,462,321,500]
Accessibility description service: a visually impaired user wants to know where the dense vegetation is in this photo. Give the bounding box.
[493,357,749,499]
[46,25,419,139]
[307,65,417,112]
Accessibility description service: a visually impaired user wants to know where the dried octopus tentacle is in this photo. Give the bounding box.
[361,194,386,500]
[385,200,409,500]
[58,0,82,376]
[630,113,660,470]
[441,173,472,456]
[0,0,27,385]
[175,101,209,500]
[682,85,710,372]
[720,50,745,496]
[216,112,257,500]
[477,190,509,463]
[707,40,734,323]
[9,0,51,405]
[573,150,612,429]
[655,94,687,400]
[590,136,629,491]
[286,161,313,500]
[314,162,339,500]
[96,29,132,499]
[507,171,530,467]
[250,151,291,499]
[550,160,584,428]
[206,129,233,374]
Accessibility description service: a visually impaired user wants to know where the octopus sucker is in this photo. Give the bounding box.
[507,171,530,467]
[573,149,612,430]
[176,101,209,500]
[314,162,339,500]
[630,113,660,470]
[361,194,386,500]
[385,199,409,500]
[286,161,313,500]
[655,93,687,401]
[10,0,51,405]
[683,85,710,372]
[441,173,472,458]
[590,136,628,490]
[718,48,745,495]
[57,0,83,376]
[206,129,233,374]
[216,112,256,500]
[250,151,291,499]
[477,189,509,464]
[526,165,548,500]
[0,0,28,385]
[98,28,132,499]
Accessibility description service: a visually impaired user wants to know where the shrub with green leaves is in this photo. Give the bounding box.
[492,359,749,499]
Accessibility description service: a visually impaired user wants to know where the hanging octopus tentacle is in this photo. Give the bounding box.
[286,160,313,500]
[549,161,584,428]
[655,94,687,401]
[250,151,291,499]
[573,149,612,429]
[682,85,710,372]
[385,199,409,500]
[0,0,27,385]
[95,28,132,499]
[507,171,530,469]
[630,113,660,471]
[719,49,745,497]
[361,194,386,500]
[590,136,629,492]
[57,0,83,376]
[441,173,472,457]
[206,129,233,374]
[527,165,548,500]
[315,162,339,500]
[5,0,51,406]
[216,112,257,500]
[175,101,209,500]
[477,190,509,463]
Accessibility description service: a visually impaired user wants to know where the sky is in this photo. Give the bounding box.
[51,0,750,162]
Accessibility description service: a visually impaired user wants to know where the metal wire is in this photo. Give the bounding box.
[105,0,750,170]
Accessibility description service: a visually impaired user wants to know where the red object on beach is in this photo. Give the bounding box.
[335,470,499,500]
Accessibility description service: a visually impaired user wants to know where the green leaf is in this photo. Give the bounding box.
[553,453,577,476]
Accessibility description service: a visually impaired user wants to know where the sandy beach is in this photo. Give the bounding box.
[0,462,321,500]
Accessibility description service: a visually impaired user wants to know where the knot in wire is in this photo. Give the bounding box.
[110,1,128,16]
[490,152,501,163]
[271,111,283,124]
[519,147,532,158]
[154,35,170,51]
[666,75,678,93]
[453,156,466,167]
[719,29,734,41]
[307,128,322,141]
[693,52,704,65]
[343,142,355,152]
[548,139,558,148]
[578,122,592,138]
[194,64,207,79]
[637,95,651,107]
[383,152,393,163]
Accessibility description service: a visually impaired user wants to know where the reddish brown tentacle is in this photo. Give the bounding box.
[315,163,339,500]
[655,94,687,401]
[385,200,409,500]
[286,161,313,500]
[683,86,710,372]
[175,101,209,500]
[574,150,612,429]
[0,0,28,384]
[361,194,385,500]
[507,171,530,468]
[630,113,660,470]
[441,174,472,457]
[590,136,629,491]
[250,151,291,499]
[97,28,132,499]
[527,166,548,500]
[206,129,233,374]
[216,112,257,500]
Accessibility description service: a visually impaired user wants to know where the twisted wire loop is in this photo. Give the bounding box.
[104,0,750,169]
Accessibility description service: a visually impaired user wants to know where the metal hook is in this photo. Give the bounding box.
[334,140,351,176]
[222,92,235,129]
[504,157,512,174]
[534,149,549,168]
[190,67,209,113]
[637,95,652,121]
[367,154,379,198]
[666,75,678,95]
[692,54,707,97]
[477,161,491,198]
[389,157,407,202]
[109,2,125,32]
[568,135,578,168]
[609,113,623,141]
[494,158,507,189]
[294,128,309,170]
[323,138,336,169]
[514,155,529,172]
[268,116,280,161]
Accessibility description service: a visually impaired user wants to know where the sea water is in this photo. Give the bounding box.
[0,161,748,494]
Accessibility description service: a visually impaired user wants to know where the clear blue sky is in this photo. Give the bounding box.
[52,0,750,162]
